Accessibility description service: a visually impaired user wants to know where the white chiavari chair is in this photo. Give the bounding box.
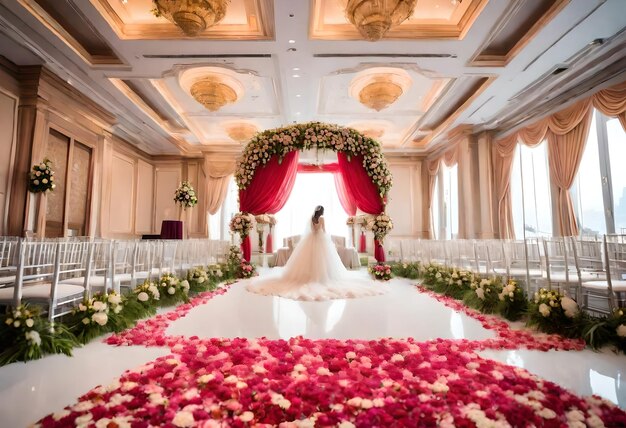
[580,235,626,315]
[0,237,20,288]
[58,240,118,295]
[0,240,86,321]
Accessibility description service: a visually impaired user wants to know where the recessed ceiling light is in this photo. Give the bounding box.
[288,39,296,44]
[295,112,301,115]
[292,67,300,71]
[296,94,301,97]
[292,74,300,78]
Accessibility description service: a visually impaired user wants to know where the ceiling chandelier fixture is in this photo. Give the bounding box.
[225,122,258,142]
[342,0,417,41]
[190,77,238,111]
[350,68,412,111]
[358,76,403,111]
[152,0,230,36]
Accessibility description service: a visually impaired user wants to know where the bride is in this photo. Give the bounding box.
[246,206,389,301]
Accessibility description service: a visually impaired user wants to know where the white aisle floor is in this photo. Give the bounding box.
[0,269,624,427]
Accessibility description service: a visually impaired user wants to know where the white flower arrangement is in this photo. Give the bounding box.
[254,213,276,225]
[28,158,56,193]
[370,212,393,241]
[229,212,254,238]
[235,122,393,199]
[174,181,198,209]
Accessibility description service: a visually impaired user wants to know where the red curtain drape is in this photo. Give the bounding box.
[239,151,300,215]
[265,233,273,253]
[337,153,386,262]
[297,163,357,216]
[336,153,384,214]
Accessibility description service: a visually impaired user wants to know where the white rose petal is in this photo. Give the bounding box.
[172,410,195,427]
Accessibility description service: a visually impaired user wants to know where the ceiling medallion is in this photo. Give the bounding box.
[350,68,412,111]
[224,122,258,142]
[342,0,417,41]
[190,77,238,111]
[152,0,230,36]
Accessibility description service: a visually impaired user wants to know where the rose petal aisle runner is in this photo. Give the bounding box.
[34,283,625,427]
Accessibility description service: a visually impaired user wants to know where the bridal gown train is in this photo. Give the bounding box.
[246,218,389,301]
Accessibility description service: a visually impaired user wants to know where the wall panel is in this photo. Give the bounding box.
[108,152,135,233]
[154,166,181,231]
[387,163,414,236]
[135,159,154,233]
[0,90,17,235]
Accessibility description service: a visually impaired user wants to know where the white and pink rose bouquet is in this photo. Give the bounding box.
[229,212,254,238]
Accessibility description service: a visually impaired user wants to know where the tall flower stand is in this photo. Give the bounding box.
[178,206,191,239]
[257,225,264,253]
[266,226,273,253]
[241,234,252,262]
[359,230,367,253]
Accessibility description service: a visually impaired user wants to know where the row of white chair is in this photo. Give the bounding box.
[388,235,626,315]
[0,238,230,321]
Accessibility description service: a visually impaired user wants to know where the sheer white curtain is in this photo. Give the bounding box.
[275,173,348,248]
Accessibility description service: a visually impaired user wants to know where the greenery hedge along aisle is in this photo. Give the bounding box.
[0,259,247,367]
[391,261,626,353]
[0,304,76,365]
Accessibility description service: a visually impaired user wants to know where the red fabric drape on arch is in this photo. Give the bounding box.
[297,163,357,216]
[238,151,299,261]
[337,153,386,261]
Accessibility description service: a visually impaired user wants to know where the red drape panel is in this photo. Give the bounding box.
[297,162,357,216]
[374,240,385,262]
[337,153,384,214]
[359,231,366,253]
[337,153,386,261]
[239,151,300,214]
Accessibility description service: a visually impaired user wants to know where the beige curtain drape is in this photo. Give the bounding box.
[546,102,593,236]
[592,81,626,131]
[492,133,518,239]
[204,158,236,215]
[423,144,459,238]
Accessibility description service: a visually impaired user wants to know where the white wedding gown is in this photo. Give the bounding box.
[246,217,389,301]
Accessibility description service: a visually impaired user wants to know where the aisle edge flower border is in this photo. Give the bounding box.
[235,122,393,199]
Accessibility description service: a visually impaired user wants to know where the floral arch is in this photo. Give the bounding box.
[233,122,393,262]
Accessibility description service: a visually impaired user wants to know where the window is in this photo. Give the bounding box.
[572,113,605,237]
[510,142,552,238]
[572,109,626,235]
[431,164,458,240]
[209,177,238,241]
[607,116,626,233]
[274,173,348,248]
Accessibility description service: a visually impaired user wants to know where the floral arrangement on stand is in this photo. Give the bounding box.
[28,158,56,193]
[369,263,392,281]
[584,309,626,352]
[464,276,502,314]
[368,212,394,242]
[227,245,243,269]
[497,279,528,321]
[254,214,276,252]
[229,212,254,239]
[173,180,198,209]
[156,273,190,306]
[235,122,393,199]
[130,280,161,316]
[186,267,210,293]
[0,304,76,365]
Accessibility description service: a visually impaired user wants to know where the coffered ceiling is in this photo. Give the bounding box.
[0,0,625,156]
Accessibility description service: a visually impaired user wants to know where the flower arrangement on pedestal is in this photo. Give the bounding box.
[254,214,276,252]
[28,159,56,193]
[156,273,190,306]
[368,212,394,242]
[369,263,392,281]
[229,212,254,239]
[173,181,198,209]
